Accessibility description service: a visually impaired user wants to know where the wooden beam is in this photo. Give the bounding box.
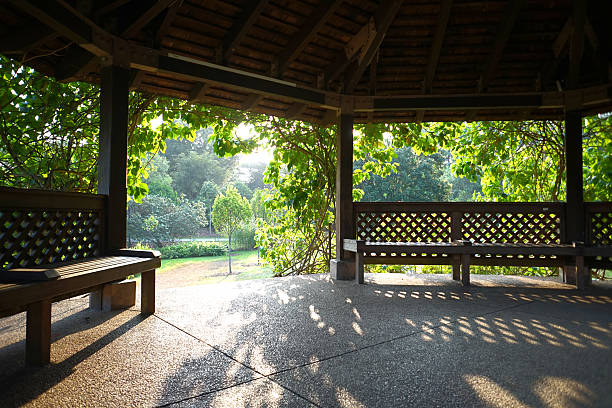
[153,54,329,106]
[99,66,130,250]
[129,70,146,90]
[423,0,453,94]
[370,93,543,111]
[277,0,343,76]
[219,0,270,63]
[12,0,109,57]
[188,82,209,102]
[568,0,586,89]
[121,0,175,38]
[344,0,404,93]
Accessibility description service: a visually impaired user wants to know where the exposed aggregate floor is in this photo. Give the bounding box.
[1,273,611,407]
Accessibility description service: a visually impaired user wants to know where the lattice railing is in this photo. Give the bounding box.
[354,202,565,245]
[586,202,612,246]
[0,188,106,270]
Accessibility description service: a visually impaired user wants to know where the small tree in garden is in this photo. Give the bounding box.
[212,185,252,274]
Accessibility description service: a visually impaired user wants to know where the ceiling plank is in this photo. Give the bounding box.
[344,0,404,93]
[219,0,270,63]
[477,0,525,93]
[276,0,343,76]
[423,0,453,94]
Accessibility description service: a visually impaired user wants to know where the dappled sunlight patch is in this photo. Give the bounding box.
[335,386,366,408]
[533,377,595,408]
[352,322,364,336]
[463,374,530,408]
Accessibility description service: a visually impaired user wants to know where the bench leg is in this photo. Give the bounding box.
[452,255,460,281]
[575,255,589,290]
[461,254,470,286]
[26,300,51,366]
[355,252,364,284]
[141,270,155,315]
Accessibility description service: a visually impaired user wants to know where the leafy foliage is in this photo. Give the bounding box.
[127,195,207,246]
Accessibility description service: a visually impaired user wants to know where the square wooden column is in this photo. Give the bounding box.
[330,106,356,280]
[98,66,129,250]
[563,109,588,286]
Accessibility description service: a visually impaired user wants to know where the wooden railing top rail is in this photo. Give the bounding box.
[0,187,106,210]
[354,201,565,213]
[585,202,612,212]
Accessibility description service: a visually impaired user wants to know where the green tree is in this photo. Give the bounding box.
[212,185,252,274]
[233,180,253,200]
[359,147,451,202]
[172,150,236,199]
[146,155,177,201]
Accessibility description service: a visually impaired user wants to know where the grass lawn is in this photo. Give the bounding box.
[152,249,275,288]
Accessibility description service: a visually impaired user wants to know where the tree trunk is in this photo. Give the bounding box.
[228,234,232,274]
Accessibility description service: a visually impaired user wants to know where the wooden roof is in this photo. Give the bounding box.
[2,0,611,124]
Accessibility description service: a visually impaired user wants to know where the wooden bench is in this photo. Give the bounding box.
[345,202,612,289]
[344,239,584,287]
[0,188,161,366]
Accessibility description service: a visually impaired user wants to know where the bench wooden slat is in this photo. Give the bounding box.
[0,256,160,312]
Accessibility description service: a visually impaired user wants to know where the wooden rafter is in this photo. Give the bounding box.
[276,0,343,77]
[219,0,270,64]
[344,0,404,94]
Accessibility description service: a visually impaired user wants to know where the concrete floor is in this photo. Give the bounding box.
[1,273,611,408]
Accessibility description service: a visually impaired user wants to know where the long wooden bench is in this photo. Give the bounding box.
[344,239,584,286]
[344,202,612,288]
[0,188,161,366]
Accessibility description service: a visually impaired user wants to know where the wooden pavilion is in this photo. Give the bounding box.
[1,0,612,288]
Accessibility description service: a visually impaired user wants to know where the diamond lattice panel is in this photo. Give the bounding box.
[590,212,612,246]
[0,209,102,270]
[356,211,451,242]
[462,212,561,244]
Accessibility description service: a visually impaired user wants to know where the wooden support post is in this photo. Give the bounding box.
[26,299,51,366]
[461,254,470,286]
[563,110,585,285]
[460,240,472,286]
[355,251,364,284]
[141,270,155,314]
[99,65,130,251]
[330,103,355,280]
[451,211,462,281]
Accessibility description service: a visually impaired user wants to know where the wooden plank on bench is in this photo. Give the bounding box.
[0,256,160,311]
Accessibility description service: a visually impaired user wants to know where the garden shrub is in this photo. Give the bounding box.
[159,241,227,259]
